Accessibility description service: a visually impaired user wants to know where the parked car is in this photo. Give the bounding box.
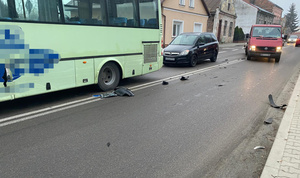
[245,24,284,63]
[287,35,298,43]
[163,32,219,67]
[295,38,300,47]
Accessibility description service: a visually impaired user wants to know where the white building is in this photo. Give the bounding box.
[235,0,257,34]
[235,0,274,34]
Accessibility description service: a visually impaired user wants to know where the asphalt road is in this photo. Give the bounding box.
[1,43,300,177]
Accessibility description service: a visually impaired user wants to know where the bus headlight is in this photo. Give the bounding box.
[180,50,190,56]
[276,46,282,52]
[250,45,256,51]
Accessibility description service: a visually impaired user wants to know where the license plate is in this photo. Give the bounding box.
[260,54,271,57]
[165,57,175,61]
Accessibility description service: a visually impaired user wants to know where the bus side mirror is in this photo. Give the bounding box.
[245,34,250,38]
[2,68,12,87]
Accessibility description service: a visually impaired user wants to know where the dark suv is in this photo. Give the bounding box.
[163,32,219,67]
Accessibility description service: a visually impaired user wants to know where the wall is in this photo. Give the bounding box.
[218,12,236,43]
[162,0,208,45]
[272,6,283,24]
[235,0,257,34]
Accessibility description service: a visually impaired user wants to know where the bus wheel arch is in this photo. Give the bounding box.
[97,61,122,91]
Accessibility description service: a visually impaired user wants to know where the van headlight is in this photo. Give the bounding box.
[250,45,256,51]
[180,50,190,56]
[276,46,282,52]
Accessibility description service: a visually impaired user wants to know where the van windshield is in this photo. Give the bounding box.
[171,35,198,45]
[252,27,281,38]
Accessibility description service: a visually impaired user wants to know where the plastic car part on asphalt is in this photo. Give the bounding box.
[268,94,287,109]
[264,118,273,124]
[93,87,134,98]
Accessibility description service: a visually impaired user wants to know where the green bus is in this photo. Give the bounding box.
[0,0,162,102]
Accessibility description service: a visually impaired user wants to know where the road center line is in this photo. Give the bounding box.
[0,97,101,126]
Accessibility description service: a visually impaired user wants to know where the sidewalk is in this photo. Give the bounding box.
[261,70,300,177]
[219,42,245,48]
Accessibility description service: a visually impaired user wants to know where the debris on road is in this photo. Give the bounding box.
[93,93,117,98]
[180,76,189,81]
[254,146,265,150]
[268,94,287,109]
[162,81,169,85]
[93,87,134,98]
[264,118,273,124]
[107,142,110,147]
[114,87,134,97]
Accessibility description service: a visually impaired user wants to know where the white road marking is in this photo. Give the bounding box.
[0,97,101,127]
[0,59,245,127]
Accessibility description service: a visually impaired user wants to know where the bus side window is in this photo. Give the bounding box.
[107,0,138,27]
[139,0,158,28]
[63,0,107,25]
[0,0,10,20]
[0,0,62,22]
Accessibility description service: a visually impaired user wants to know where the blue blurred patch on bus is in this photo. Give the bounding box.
[0,25,60,85]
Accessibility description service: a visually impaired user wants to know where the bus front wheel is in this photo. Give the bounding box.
[97,62,121,91]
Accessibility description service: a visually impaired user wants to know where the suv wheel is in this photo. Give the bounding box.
[189,55,197,67]
[210,51,218,62]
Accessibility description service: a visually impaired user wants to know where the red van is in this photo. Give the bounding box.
[245,24,284,63]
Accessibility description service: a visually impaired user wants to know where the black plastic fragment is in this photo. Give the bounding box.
[92,87,134,98]
[180,76,189,81]
[268,94,287,109]
[162,81,169,85]
[2,68,7,87]
[264,118,273,124]
[114,87,134,97]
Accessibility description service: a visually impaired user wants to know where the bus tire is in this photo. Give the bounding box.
[97,62,121,91]
[275,57,280,63]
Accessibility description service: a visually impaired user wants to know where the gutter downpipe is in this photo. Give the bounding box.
[162,13,166,48]
[161,1,166,48]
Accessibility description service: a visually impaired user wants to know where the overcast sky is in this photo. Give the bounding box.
[270,0,300,17]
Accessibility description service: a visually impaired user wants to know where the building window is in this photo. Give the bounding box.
[179,0,185,6]
[229,22,233,37]
[223,20,228,36]
[194,23,202,32]
[228,3,231,11]
[173,20,183,37]
[189,0,194,8]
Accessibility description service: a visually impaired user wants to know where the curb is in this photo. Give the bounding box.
[261,71,300,177]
